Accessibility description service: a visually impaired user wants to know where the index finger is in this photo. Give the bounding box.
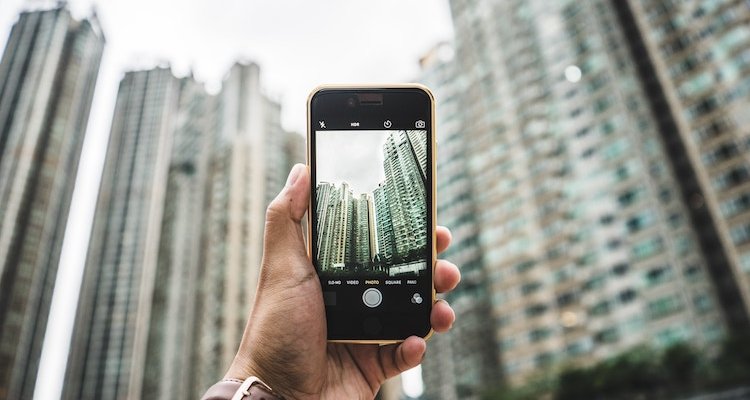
[436,226,452,254]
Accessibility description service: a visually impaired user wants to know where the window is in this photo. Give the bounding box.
[627,211,655,232]
[557,292,577,307]
[693,294,713,313]
[669,213,682,228]
[612,263,629,275]
[703,142,740,165]
[645,264,672,286]
[687,96,720,120]
[589,300,611,317]
[529,328,552,342]
[594,327,619,343]
[657,326,690,347]
[648,295,684,320]
[526,303,548,318]
[619,289,637,303]
[516,260,536,273]
[720,166,750,189]
[566,342,586,356]
[684,264,702,282]
[676,235,692,256]
[721,193,750,217]
[695,117,731,142]
[618,188,641,207]
[602,119,617,135]
[594,96,612,113]
[633,237,665,260]
[583,275,606,291]
[535,352,554,368]
[521,281,542,295]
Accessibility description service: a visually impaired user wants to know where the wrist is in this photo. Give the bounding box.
[225,360,306,400]
[201,377,284,400]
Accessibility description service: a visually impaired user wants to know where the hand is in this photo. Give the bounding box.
[225,164,461,399]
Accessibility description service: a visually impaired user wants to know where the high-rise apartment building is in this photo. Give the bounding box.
[374,182,396,262]
[63,68,187,399]
[418,43,501,400]
[382,131,428,260]
[141,78,217,399]
[192,62,303,393]
[64,61,302,398]
[0,6,103,399]
[316,182,354,271]
[421,0,740,392]
[611,0,750,330]
[352,193,374,266]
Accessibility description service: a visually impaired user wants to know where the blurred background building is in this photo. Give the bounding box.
[62,67,189,400]
[0,6,103,399]
[419,0,750,398]
[192,62,303,394]
[419,42,502,399]
[60,61,302,399]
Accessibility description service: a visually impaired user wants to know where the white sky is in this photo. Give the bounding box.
[0,1,453,399]
[317,130,391,194]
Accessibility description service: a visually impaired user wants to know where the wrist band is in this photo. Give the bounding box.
[201,376,284,400]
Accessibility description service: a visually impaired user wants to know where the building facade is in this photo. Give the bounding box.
[141,77,217,400]
[0,6,103,399]
[420,0,744,393]
[612,0,750,330]
[64,61,303,398]
[418,43,501,400]
[192,62,303,394]
[382,131,428,261]
[63,68,186,399]
[316,182,355,271]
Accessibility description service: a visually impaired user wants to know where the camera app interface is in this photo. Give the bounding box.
[314,129,429,309]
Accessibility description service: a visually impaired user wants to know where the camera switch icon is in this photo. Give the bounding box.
[383,120,392,128]
[415,120,425,128]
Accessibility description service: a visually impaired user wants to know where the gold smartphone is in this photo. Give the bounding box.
[307,85,436,343]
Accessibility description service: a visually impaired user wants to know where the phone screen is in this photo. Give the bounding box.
[309,88,434,341]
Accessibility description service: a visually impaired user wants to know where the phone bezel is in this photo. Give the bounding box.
[307,84,437,344]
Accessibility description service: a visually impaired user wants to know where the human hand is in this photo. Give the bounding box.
[224,164,461,399]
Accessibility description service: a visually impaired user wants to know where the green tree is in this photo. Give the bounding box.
[662,342,700,388]
[714,332,750,386]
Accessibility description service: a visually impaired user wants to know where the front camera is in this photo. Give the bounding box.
[347,97,357,108]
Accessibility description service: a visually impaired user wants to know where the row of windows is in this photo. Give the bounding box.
[720,192,750,217]
[713,165,750,190]
[647,294,684,320]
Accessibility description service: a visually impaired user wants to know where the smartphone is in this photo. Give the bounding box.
[307,85,436,343]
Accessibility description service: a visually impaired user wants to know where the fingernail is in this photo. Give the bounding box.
[286,164,303,187]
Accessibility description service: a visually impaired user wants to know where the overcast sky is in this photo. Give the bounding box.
[0,1,452,399]
[317,130,391,194]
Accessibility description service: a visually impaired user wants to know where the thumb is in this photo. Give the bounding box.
[267,163,309,224]
[261,164,311,275]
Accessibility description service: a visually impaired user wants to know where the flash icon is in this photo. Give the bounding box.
[319,121,326,129]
